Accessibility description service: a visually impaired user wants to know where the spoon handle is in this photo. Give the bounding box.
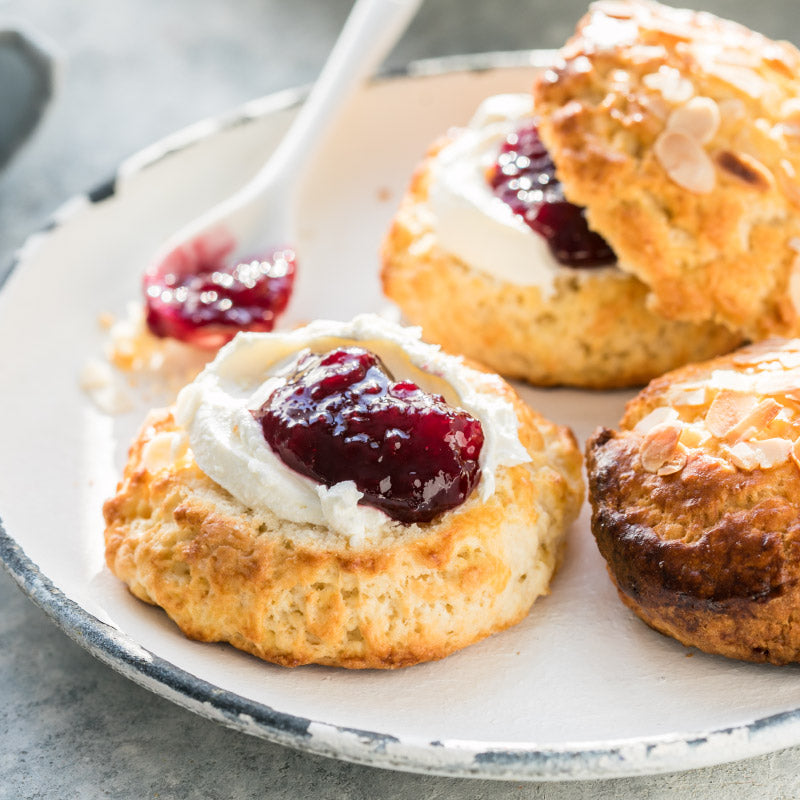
[249,0,423,194]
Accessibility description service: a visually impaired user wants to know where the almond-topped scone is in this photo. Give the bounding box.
[534,0,800,339]
[381,93,739,389]
[587,339,800,664]
[104,315,583,668]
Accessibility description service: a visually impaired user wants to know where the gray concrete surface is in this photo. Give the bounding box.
[2,1,800,797]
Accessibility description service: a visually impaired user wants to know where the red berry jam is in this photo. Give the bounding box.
[253,347,484,524]
[489,122,615,267]
[144,232,296,349]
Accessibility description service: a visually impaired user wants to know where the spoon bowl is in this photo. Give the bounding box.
[144,0,422,347]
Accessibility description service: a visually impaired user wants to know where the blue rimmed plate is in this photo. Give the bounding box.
[2,52,800,781]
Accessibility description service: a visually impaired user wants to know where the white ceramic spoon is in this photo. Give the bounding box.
[144,0,423,346]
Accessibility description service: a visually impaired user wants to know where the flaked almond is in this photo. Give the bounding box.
[704,390,759,438]
[726,442,758,471]
[679,424,711,449]
[646,15,693,42]
[781,98,800,123]
[633,405,679,433]
[715,150,773,191]
[708,369,756,392]
[748,438,792,469]
[628,45,669,65]
[755,367,800,395]
[731,340,788,366]
[666,383,707,407]
[723,398,781,443]
[728,440,792,470]
[777,160,800,209]
[583,11,638,51]
[791,437,800,471]
[789,237,800,253]
[640,422,682,473]
[777,350,800,369]
[657,450,688,476]
[592,0,635,19]
[718,98,746,122]
[704,63,767,99]
[654,130,715,194]
[667,97,720,144]
[643,66,694,104]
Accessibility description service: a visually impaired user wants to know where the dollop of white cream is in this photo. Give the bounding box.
[428,93,618,296]
[175,315,531,546]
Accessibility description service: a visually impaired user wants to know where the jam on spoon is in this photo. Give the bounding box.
[143,231,296,349]
[489,122,615,267]
[253,346,484,524]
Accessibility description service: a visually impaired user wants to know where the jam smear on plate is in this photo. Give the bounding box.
[253,346,484,524]
[144,231,296,349]
[489,122,615,268]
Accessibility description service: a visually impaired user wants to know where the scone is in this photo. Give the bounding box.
[587,338,800,664]
[381,93,740,389]
[534,0,800,339]
[104,315,583,668]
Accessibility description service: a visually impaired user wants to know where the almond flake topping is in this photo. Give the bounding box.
[654,130,715,194]
[704,390,758,438]
[592,0,635,19]
[754,367,800,395]
[633,405,679,434]
[703,63,768,99]
[643,66,694,104]
[640,422,683,473]
[679,424,711,449]
[722,398,781,443]
[791,438,800,471]
[666,383,707,407]
[657,450,688,476]
[727,438,792,471]
[667,97,720,144]
[718,98,746,121]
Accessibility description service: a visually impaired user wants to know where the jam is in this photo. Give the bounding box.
[253,346,484,523]
[144,232,296,349]
[489,122,615,267]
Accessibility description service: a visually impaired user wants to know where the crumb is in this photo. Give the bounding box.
[80,302,212,415]
[377,186,392,202]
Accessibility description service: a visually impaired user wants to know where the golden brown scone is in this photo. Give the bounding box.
[534,0,800,339]
[382,137,740,389]
[104,383,583,669]
[586,338,800,664]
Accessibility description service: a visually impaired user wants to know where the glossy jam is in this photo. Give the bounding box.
[144,233,296,349]
[489,122,615,267]
[253,347,484,524]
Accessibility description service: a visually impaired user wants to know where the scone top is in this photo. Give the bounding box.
[619,338,800,476]
[533,0,800,339]
[174,315,531,545]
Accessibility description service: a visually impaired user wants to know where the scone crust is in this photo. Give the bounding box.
[587,339,800,663]
[533,0,800,338]
[381,137,740,390]
[104,385,583,669]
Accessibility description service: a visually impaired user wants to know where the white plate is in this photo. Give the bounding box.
[2,52,800,782]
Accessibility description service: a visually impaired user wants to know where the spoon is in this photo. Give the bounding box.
[143,0,423,348]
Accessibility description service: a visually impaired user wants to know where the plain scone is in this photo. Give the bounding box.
[381,138,740,390]
[534,0,800,339]
[104,384,583,669]
[587,339,800,664]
